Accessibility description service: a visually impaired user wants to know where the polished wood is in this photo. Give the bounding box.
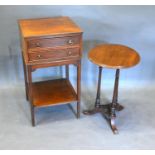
[30,59,79,70]
[83,67,103,115]
[110,69,120,134]
[77,61,81,118]
[28,47,80,62]
[22,53,29,101]
[84,44,140,134]
[19,16,83,126]
[83,68,123,115]
[19,17,83,65]
[88,44,140,69]
[19,16,82,38]
[27,35,80,49]
[27,66,35,126]
[32,79,77,107]
[95,66,102,108]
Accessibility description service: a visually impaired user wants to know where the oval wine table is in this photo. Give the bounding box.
[83,44,140,134]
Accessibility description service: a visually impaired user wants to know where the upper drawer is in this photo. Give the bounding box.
[27,35,80,49]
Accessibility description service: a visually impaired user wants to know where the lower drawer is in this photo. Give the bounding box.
[28,47,80,61]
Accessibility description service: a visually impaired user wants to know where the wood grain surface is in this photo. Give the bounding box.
[88,44,140,69]
[19,16,82,38]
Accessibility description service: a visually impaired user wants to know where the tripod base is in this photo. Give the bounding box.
[83,103,124,134]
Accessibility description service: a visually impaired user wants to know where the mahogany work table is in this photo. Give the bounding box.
[18,16,83,126]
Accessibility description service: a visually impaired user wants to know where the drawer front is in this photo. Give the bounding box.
[28,48,80,61]
[27,35,80,49]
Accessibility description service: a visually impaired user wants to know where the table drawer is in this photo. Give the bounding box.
[28,48,80,61]
[27,35,80,49]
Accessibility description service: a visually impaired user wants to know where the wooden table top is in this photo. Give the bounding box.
[88,44,140,69]
[18,16,82,38]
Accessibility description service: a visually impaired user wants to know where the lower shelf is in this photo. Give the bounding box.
[32,78,77,107]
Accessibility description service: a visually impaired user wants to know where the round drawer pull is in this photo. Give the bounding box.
[35,42,41,47]
[37,54,42,58]
[67,39,74,45]
[68,51,72,56]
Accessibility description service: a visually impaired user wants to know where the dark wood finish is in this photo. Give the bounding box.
[83,67,103,115]
[32,79,77,107]
[84,44,140,134]
[28,47,80,62]
[88,44,140,69]
[27,66,35,126]
[22,54,29,101]
[19,16,83,126]
[110,69,120,134]
[95,66,102,108]
[77,61,81,118]
[30,59,79,70]
[27,35,80,49]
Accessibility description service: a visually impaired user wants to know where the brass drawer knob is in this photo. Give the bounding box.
[68,51,72,56]
[35,42,41,47]
[67,39,73,45]
[37,54,42,58]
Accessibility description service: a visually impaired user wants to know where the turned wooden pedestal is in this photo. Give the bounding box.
[83,44,140,134]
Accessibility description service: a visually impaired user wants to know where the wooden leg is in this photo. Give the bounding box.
[114,69,124,111]
[109,69,120,134]
[100,68,124,112]
[22,59,29,101]
[111,69,124,111]
[83,66,103,115]
[27,66,35,126]
[31,104,35,127]
[83,67,123,134]
[77,101,80,118]
[65,65,69,80]
[77,61,81,118]
[95,66,102,108]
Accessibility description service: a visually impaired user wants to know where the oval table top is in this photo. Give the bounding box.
[88,44,140,69]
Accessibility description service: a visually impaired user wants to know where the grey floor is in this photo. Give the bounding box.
[0,84,155,150]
